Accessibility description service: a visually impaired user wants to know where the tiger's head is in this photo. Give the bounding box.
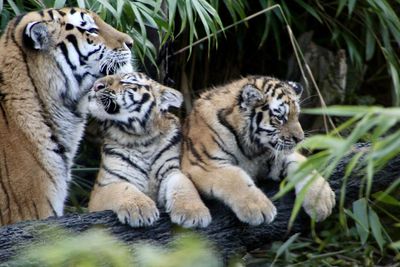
[83,72,182,134]
[238,76,304,154]
[8,7,133,101]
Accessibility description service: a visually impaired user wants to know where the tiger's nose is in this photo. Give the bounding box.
[125,41,133,50]
[292,135,304,144]
[292,131,304,144]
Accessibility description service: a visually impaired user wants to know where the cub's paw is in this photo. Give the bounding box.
[302,176,336,222]
[231,187,277,226]
[116,193,160,227]
[169,198,212,228]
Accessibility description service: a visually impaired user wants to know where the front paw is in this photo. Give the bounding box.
[302,176,336,222]
[231,187,277,226]
[169,198,212,228]
[116,193,160,227]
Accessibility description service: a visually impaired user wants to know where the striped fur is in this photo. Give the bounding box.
[181,76,336,225]
[0,8,133,226]
[82,73,211,228]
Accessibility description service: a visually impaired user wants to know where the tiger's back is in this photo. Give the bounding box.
[0,8,133,225]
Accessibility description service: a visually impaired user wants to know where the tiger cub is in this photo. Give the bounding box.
[80,73,211,228]
[181,76,336,225]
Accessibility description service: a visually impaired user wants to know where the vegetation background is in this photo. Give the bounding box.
[1,0,400,266]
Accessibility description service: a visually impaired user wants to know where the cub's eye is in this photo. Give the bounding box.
[86,28,99,34]
[275,113,286,121]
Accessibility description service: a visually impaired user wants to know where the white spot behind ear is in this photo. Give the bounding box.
[241,84,263,108]
[159,87,183,112]
[24,21,50,50]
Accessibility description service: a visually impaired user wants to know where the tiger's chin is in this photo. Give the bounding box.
[99,50,133,76]
[262,140,296,155]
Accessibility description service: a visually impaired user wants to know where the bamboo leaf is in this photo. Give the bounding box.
[167,0,177,29]
[303,106,371,117]
[53,0,66,9]
[352,198,370,245]
[296,0,322,23]
[373,192,400,206]
[96,0,117,18]
[272,233,300,264]
[368,207,386,252]
[347,0,357,16]
[77,0,85,9]
[336,0,347,17]
[6,0,21,15]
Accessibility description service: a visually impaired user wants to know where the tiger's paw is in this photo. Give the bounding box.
[231,187,277,226]
[116,193,160,227]
[302,176,336,222]
[169,198,212,228]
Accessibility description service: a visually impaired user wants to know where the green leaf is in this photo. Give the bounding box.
[347,0,357,16]
[391,240,400,249]
[336,0,347,17]
[96,0,117,18]
[167,0,177,29]
[373,192,400,206]
[352,198,370,245]
[365,157,374,198]
[365,29,375,61]
[296,0,322,23]
[53,0,66,9]
[6,0,21,15]
[77,0,85,9]
[272,233,300,264]
[368,207,386,251]
[389,60,400,107]
[303,106,371,117]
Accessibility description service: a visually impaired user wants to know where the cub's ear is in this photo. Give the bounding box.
[23,21,50,50]
[241,84,263,108]
[288,81,303,96]
[159,87,183,112]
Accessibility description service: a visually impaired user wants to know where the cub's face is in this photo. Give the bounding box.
[240,77,304,153]
[84,73,182,132]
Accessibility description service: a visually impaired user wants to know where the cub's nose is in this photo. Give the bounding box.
[93,82,106,92]
[292,134,304,144]
[125,41,133,50]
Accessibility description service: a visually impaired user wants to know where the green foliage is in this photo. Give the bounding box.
[14,228,221,267]
[0,0,226,68]
[2,1,400,266]
[254,0,400,105]
[270,105,400,266]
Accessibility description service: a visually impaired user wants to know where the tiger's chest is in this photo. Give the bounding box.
[237,152,285,182]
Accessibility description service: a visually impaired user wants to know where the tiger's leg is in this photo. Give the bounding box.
[0,120,63,225]
[158,170,211,228]
[285,152,336,221]
[185,164,277,226]
[89,175,159,227]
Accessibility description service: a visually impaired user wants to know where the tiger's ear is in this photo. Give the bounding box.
[241,84,263,108]
[23,21,51,50]
[159,87,183,112]
[288,81,303,96]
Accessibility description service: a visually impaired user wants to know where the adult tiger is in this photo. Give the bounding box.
[181,76,336,225]
[79,73,211,228]
[0,8,133,225]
